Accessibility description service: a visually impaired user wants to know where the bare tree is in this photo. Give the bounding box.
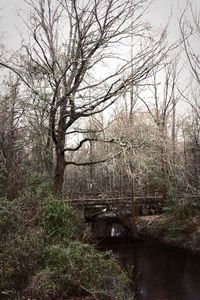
[0,78,25,198]
[179,2,200,191]
[0,0,169,195]
[179,2,200,87]
[135,59,182,192]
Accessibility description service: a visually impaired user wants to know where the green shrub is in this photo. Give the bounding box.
[41,196,85,242]
[164,196,200,218]
[165,223,188,241]
[30,241,128,299]
[28,268,59,300]
[0,198,22,238]
[0,168,7,197]
[25,172,52,199]
[0,197,44,299]
[0,194,128,299]
[0,231,45,299]
[164,187,200,218]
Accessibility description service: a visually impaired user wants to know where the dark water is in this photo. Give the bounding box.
[99,238,200,300]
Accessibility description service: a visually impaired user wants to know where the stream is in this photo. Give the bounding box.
[99,238,200,300]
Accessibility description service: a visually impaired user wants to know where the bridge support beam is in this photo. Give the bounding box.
[131,199,138,239]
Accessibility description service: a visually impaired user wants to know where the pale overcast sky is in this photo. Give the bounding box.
[1,0,197,50]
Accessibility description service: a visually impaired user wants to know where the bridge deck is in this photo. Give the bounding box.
[67,195,164,207]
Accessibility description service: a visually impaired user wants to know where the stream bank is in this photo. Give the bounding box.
[66,216,200,300]
[136,215,200,253]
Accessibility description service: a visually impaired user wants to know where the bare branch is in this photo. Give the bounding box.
[64,137,115,152]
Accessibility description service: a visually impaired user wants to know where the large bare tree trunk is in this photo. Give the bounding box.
[53,108,67,196]
[53,148,66,196]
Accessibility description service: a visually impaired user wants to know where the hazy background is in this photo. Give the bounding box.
[0,0,195,50]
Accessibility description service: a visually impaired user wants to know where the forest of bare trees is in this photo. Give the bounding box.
[1,1,200,299]
[0,0,199,206]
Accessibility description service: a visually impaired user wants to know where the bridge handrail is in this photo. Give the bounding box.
[66,195,164,207]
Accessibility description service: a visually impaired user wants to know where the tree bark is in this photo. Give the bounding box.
[53,148,66,196]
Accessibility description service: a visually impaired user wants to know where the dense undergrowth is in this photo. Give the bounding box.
[0,177,128,300]
[163,187,200,218]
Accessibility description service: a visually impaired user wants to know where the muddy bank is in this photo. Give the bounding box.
[136,215,200,253]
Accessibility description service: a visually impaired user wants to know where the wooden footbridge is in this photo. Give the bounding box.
[66,192,164,237]
[67,191,164,221]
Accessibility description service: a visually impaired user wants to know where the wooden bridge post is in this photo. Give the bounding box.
[131,198,138,238]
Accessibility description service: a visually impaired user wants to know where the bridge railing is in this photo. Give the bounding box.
[66,192,164,206]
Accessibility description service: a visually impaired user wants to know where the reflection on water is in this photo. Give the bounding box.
[99,238,200,300]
